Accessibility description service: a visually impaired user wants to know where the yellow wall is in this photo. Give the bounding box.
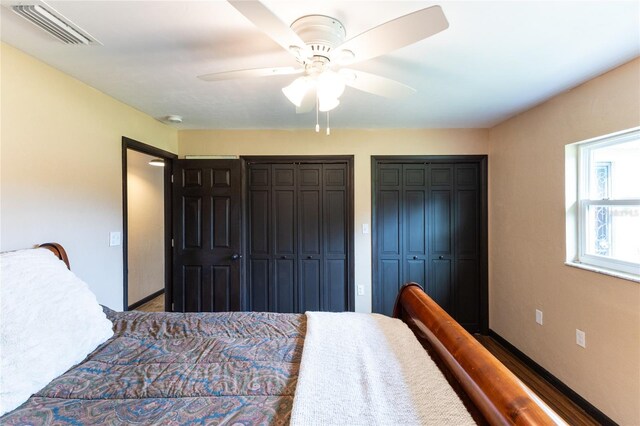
[179,129,489,312]
[0,43,178,309]
[488,58,640,424]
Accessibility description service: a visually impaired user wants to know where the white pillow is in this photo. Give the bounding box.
[0,248,114,415]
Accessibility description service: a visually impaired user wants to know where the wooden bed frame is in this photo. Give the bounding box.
[39,244,560,425]
[394,283,562,425]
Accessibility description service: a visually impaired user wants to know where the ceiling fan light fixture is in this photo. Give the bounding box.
[334,49,355,64]
[318,97,340,112]
[317,70,345,99]
[282,76,312,107]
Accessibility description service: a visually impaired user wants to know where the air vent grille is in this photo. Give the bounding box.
[12,4,96,44]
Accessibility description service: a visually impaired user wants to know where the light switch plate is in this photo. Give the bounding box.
[109,231,121,247]
[535,309,543,325]
[362,224,369,234]
[576,329,586,348]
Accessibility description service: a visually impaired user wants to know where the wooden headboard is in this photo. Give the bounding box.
[394,283,563,425]
[38,242,70,269]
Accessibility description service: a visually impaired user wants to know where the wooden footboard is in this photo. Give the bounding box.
[394,283,563,426]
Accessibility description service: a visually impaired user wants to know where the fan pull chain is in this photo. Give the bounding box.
[326,111,330,135]
[315,96,320,133]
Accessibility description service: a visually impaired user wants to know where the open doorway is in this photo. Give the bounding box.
[122,137,176,311]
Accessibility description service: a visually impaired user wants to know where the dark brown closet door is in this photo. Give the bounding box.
[323,164,348,311]
[403,164,428,294]
[172,160,242,312]
[375,164,403,316]
[247,160,351,313]
[272,165,297,313]
[429,164,454,313]
[248,164,271,312]
[298,164,323,312]
[453,163,481,331]
[373,158,484,333]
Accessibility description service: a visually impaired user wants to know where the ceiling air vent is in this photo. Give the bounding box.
[12,3,96,44]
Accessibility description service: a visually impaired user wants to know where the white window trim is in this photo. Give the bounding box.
[572,127,640,278]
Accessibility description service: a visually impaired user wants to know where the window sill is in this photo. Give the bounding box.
[564,262,640,283]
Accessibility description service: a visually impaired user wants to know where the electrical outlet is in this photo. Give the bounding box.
[576,329,586,348]
[357,285,365,296]
[109,231,121,247]
[535,309,543,325]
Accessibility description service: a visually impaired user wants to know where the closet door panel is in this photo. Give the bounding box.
[299,187,322,255]
[379,259,400,316]
[430,259,452,313]
[323,164,347,312]
[378,191,401,255]
[431,190,452,255]
[403,164,427,288]
[326,259,347,312]
[273,258,295,313]
[250,259,269,312]
[455,259,479,329]
[248,165,271,311]
[374,163,403,315]
[271,164,297,313]
[406,259,426,288]
[249,191,270,255]
[454,164,480,330]
[298,164,323,312]
[274,190,296,255]
[300,259,321,311]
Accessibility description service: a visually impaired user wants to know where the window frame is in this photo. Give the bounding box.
[576,128,640,276]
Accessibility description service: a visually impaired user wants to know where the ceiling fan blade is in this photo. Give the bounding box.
[333,6,448,65]
[343,70,416,98]
[228,0,308,59]
[296,89,316,114]
[198,67,303,81]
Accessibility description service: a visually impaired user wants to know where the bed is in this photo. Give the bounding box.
[0,243,562,425]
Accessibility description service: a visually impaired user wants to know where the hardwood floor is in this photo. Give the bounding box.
[476,335,599,425]
[135,294,165,312]
[129,296,598,424]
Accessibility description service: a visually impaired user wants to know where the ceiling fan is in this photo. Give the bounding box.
[198,1,449,124]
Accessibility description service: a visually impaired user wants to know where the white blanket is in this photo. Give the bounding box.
[290,312,476,426]
[0,248,113,415]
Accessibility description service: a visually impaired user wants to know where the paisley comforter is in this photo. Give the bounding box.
[1,309,305,425]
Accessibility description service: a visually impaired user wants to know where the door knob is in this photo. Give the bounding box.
[231,254,242,260]
[413,256,418,260]
[438,255,444,260]
[307,256,313,259]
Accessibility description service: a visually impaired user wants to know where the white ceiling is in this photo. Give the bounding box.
[1,1,638,129]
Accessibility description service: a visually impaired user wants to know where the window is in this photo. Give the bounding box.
[573,128,640,277]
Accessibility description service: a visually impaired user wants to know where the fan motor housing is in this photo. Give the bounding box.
[291,15,346,58]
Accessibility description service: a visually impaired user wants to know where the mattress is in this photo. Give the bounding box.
[1,308,305,425]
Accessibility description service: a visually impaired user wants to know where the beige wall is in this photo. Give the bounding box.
[179,129,489,312]
[126,149,165,305]
[0,43,178,309]
[488,58,640,424]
